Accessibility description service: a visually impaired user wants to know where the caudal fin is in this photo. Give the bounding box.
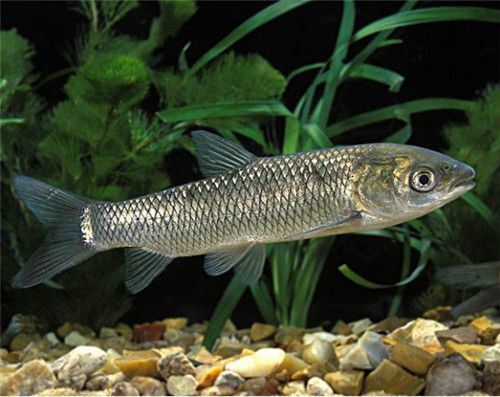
[11,176,97,288]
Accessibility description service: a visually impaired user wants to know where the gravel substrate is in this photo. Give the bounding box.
[0,307,499,396]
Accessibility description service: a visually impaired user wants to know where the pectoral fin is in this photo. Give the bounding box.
[286,212,362,241]
[124,248,175,294]
[204,243,266,285]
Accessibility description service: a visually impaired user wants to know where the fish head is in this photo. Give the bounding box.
[354,144,475,223]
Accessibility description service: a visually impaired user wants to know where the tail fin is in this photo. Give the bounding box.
[11,176,97,289]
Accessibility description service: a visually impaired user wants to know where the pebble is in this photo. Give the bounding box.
[276,353,308,375]
[250,323,277,342]
[99,327,118,339]
[45,332,60,346]
[0,359,57,395]
[85,372,125,390]
[133,323,166,343]
[214,370,244,389]
[372,317,410,333]
[332,320,352,336]
[389,342,435,375]
[130,376,166,396]
[435,327,479,344]
[302,339,339,370]
[349,318,373,335]
[226,348,285,377]
[160,317,189,330]
[113,352,160,379]
[275,326,305,345]
[64,331,91,347]
[281,380,307,396]
[157,351,195,379]
[306,376,334,396]
[114,323,133,342]
[389,318,447,349]
[260,378,281,395]
[110,381,140,396]
[444,340,486,364]
[10,333,40,351]
[200,385,236,396]
[324,370,364,396]
[364,359,425,395]
[52,346,107,389]
[340,331,388,370]
[482,361,500,395]
[57,323,94,339]
[166,374,198,396]
[470,316,500,344]
[481,343,500,363]
[425,354,477,396]
[303,332,347,345]
[189,346,222,365]
[196,365,224,388]
[243,376,267,394]
[290,364,325,381]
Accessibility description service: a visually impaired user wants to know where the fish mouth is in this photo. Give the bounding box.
[453,167,476,192]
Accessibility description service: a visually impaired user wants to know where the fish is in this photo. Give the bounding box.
[11,131,476,293]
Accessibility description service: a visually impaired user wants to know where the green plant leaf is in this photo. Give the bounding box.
[157,101,292,124]
[287,62,325,84]
[354,7,500,42]
[349,63,404,92]
[0,118,24,127]
[315,0,355,129]
[282,116,301,154]
[203,276,247,351]
[461,192,495,226]
[303,123,333,148]
[250,279,279,325]
[383,123,412,143]
[339,239,431,289]
[190,0,312,74]
[327,98,472,137]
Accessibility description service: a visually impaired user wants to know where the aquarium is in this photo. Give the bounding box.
[1,1,499,396]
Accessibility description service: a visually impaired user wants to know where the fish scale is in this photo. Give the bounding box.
[88,148,358,256]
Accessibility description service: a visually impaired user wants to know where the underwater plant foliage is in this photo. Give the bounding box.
[0,0,291,330]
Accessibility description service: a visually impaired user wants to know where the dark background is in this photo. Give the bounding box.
[1,1,499,328]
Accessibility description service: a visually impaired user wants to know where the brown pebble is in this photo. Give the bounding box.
[111,381,140,396]
[483,361,500,395]
[243,377,267,394]
[435,327,479,344]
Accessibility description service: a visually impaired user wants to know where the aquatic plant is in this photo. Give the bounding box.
[198,1,500,349]
[0,0,199,329]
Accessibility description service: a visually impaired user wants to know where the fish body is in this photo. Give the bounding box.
[12,131,476,293]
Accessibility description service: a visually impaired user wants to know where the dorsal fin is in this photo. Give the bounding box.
[124,248,175,294]
[192,130,257,178]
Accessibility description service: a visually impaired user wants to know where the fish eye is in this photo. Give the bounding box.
[410,169,436,192]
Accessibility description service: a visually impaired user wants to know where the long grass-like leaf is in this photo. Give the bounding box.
[383,123,412,143]
[250,279,279,325]
[190,0,312,74]
[315,0,355,129]
[326,98,472,137]
[354,7,500,42]
[339,239,431,289]
[282,116,301,154]
[387,225,411,316]
[157,101,292,124]
[203,276,247,351]
[461,192,495,226]
[349,63,404,92]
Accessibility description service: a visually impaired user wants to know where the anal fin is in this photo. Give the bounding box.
[204,243,266,285]
[125,248,174,294]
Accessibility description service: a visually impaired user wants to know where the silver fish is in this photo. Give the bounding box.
[12,131,475,293]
